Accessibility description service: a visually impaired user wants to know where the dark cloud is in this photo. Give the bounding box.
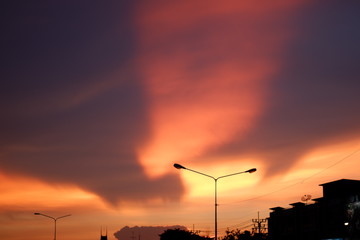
[207,1,360,176]
[0,1,184,205]
[1,1,359,205]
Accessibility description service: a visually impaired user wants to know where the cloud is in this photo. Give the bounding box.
[0,77,184,205]
[0,1,184,205]
[206,1,360,176]
[1,0,359,207]
[134,0,305,177]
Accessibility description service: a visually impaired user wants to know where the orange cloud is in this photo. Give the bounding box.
[134,0,306,177]
[0,172,105,211]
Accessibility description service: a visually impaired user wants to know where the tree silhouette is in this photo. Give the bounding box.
[160,228,211,240]
[221,229,267,240]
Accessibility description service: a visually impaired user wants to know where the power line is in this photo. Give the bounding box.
[228,146,360,204]
[222,220,253,231]
[300,147,360,183]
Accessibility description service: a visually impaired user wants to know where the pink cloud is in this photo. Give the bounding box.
[134,0,306,176]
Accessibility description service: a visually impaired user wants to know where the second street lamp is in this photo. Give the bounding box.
[34,212,71,240]
[174,163,256,240]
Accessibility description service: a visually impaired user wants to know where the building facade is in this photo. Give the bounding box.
[268,179,360,240]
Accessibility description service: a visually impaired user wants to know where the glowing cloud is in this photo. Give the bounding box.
[135,0,306,177]
[0,173,104,211]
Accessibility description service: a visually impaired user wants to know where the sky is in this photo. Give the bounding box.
[1,1,360,240]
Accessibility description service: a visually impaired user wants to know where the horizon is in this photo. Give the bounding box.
[1,1,360,240]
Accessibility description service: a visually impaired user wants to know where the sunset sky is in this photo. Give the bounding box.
[1,1,360,240]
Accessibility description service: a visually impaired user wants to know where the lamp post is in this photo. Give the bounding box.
[34,212,71,240]
[174,163,256,240]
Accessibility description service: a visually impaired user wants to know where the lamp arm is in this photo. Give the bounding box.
[185,168,216,180]
[216,171,247,180]
[38,213,56,221]
[55,214,71,220]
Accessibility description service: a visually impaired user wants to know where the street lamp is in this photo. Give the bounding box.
[174,163,256,240]
[34,212,71,240]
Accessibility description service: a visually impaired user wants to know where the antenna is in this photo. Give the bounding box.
[301,194,312,205]
[100,226,108,240]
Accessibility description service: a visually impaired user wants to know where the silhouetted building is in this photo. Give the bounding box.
[268,179,360,240]
[100,227,108,240]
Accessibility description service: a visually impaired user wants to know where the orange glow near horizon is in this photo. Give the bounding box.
[0,140,359,240]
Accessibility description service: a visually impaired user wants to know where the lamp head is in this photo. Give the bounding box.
[174,163,186,169]
[246,168,257,173]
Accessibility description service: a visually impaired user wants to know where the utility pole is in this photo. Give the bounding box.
[191,224,201,235]
[252,212,267,234]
